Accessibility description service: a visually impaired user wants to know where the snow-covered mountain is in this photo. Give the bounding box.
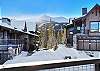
[52,17,68,23]
[4,15,68,32]
[38,15,51,22]
[37,15,68,23]
[36,15,68,27]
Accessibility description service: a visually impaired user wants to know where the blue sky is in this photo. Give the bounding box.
[1,0,100,17]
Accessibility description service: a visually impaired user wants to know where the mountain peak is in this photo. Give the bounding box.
[38,15,68,23]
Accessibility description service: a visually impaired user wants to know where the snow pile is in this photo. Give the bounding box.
[31,50,61,60]
[13,51,28,59]
[4,50,61,64]
[4,44,90,65]
[54,44,90,59]
[0,22,14,30]
[78,51,91,58]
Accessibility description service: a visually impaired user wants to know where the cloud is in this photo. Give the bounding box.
[2,13,64,22]
[3,14,41,22]
[2,13,60,21]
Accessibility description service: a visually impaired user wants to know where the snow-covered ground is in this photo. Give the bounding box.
[3,44,97,71]
[4,44,91,64]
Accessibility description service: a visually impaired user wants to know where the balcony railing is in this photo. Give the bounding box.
[0,39,23,44]
[0,58,100,71]
[0,39,23,50]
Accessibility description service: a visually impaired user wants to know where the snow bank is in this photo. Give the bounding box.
[4,44,90,65]
[13,51,28,59]
[54,44,90,59]
[4,50,61,64]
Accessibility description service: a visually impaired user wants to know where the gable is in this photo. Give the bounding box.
[85,4,100,20]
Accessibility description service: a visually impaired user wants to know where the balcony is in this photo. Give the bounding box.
[0,39,23,50]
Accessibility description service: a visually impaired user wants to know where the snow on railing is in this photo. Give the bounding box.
[0,58,100,71]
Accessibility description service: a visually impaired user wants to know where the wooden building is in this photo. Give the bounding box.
[72,4,100,51]
[0,18,38,64]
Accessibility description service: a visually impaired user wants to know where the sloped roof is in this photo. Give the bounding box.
[73,4,100,21]
[84,4,100,17]
[0,20,38,36]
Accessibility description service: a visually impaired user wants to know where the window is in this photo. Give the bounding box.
[90,22,100,32]
[77,27,81,30]
[90,22,98,32]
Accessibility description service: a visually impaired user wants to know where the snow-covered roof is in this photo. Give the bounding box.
[0,22,14,29]
[24,31,39,36]
[0,20,37,36]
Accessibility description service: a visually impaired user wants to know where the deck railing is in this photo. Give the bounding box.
[0,58,100,71]
[0,39,23,44]
[0,39,23,49]
[77,36,100,51]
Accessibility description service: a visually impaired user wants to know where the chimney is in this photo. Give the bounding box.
[82,8,87,16]
[2,18,11,25]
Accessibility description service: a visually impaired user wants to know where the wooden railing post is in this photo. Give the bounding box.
[95,63,100,71]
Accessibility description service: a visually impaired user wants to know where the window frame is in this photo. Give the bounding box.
[90,21,100,32]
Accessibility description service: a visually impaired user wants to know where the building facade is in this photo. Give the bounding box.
[0,18,38,64]
[72,4,100,51]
